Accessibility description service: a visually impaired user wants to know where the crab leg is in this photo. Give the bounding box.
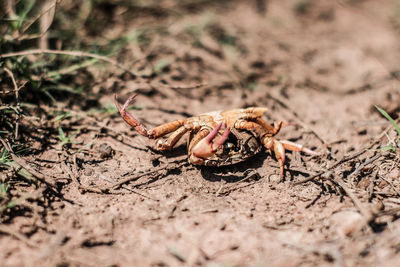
[261,136,285,180]
[235,119,318,180]
[273,140,285,180]
[234,120,268,137]
[114,94,185,138]
[155,126,189,151]
[254,118,284,135]
[279,140,319,155]
[263,137,319,180]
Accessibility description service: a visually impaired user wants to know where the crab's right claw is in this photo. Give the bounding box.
[192,122,230,159]
[114,94,149,137]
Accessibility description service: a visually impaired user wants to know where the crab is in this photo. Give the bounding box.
[114,94,318,180]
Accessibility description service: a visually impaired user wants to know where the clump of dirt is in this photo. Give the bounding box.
[1,0,400,266]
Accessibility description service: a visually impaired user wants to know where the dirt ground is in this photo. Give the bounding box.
[2,0,400,266]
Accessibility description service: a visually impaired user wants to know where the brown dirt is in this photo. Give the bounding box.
[2,0,400,266]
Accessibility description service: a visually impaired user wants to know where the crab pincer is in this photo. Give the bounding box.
[114,94,150,137]
[191,122,231,159]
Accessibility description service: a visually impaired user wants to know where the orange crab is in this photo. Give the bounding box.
[114,94,318,180]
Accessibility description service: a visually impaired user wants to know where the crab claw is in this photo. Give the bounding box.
[192,122,231,159]
[114,94,150,137]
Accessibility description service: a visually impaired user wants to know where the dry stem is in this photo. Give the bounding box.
[0,49,139,77]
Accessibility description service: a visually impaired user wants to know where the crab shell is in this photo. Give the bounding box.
[158,107,271,166]
[189,128,262,166]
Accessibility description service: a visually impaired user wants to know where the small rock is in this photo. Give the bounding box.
[377,180,388,189]
[84,168,94,176]
[357,178,370,189]
[98,143,114,158]
[387,168,400,180]
[330,210,364,238]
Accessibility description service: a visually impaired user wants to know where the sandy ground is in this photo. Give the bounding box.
[2,0,400,266]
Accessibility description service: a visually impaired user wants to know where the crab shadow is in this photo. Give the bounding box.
[198,153,267,183]
[148,144,187,160]
[149,144,277,183]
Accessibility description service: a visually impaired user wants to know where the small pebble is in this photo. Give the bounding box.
[330,210,364,238]
[98,143,114,158]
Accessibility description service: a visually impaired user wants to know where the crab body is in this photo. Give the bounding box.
[114,94,318,179]
[197,129,262,166]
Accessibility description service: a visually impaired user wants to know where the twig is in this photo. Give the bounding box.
[265,90,326,145]
[0,49,139,77]
[347,153,382,186]
[218,171,261,196]
[59,160,112,195]
[11,156,57,188]
[100,166,166,192]
[0,140,76,209]
[42,105,140,143]
[98,173,159,201]
[168,247,186,263]
[99,159,187,192]
[334,178,374,223]
[18,0,58,39]
[99,167,166,191]
[348,153,382,179]
[293,148,370,185]
[294,119,399,185]
[79,113,142,147]
[380,176,400,197]
[60,162,80,188]
[0,225,38,248]
[367,169,378,201]
[158,82,206,90]
[0,138,57,189]
[375,207,400,217]
[3,68,21,140]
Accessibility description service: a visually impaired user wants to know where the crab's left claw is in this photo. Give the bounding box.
[192,122,230,159]
[114,94,150,137]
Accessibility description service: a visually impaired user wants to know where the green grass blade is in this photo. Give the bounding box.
[5,161,35,181]
[375,105,400,136]
[0,183,9,195]
[47,58,99,78]
[57,126,66,140]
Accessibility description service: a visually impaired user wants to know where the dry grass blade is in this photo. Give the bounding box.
[38,0,56,49]
[294,118,400,185]
[99,158,187,192]
[0,224,38,248]
[10,155,57,188]
[0,49,139,77]
[348,154,382,179]
[3,68,22,139]
[0,138,56,188]
[17,0,58,41]
[4,0,16,18]
[265,90,326,145]
[334,178,374,223]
